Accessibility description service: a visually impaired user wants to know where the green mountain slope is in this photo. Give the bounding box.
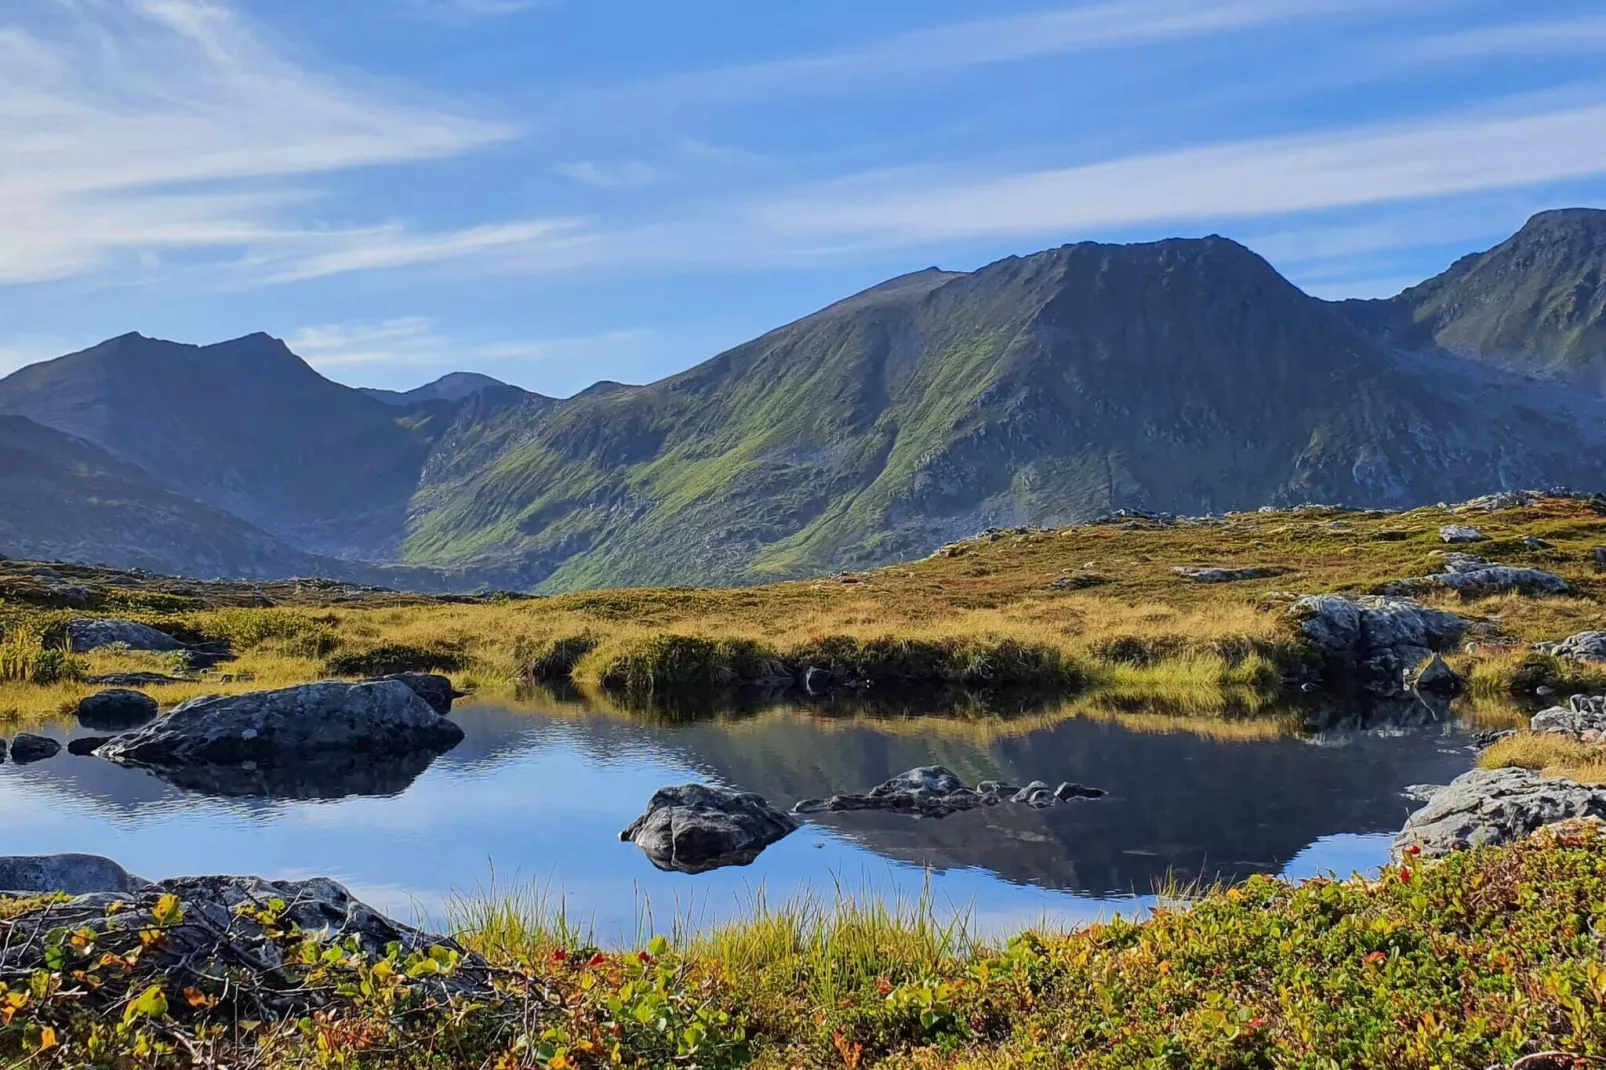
[1341,208,1606,387]
[401,236,1606,590]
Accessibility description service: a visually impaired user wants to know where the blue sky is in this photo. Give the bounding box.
[3,0,1606,396]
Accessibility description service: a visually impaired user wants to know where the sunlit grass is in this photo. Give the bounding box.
[1479,732,1606,784]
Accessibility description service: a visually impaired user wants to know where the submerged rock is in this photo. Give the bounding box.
[129,748,447,800]
[66,617,186,654]
[1395,767,1606,859]
[1290,595,1471,694]
[67,736,112,756]
[620,784,798,874]
[1531,695,1606,743]
[10,733,60,764]
[1533,631,1606,664]
[95,679,464,767]
[0,853,151,894]
[75,688,159,731]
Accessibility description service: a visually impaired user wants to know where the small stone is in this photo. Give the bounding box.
[1412,653,1463,696]
[1054,782,1106,801]
[67,736,112,756]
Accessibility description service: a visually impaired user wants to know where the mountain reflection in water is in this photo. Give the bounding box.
[0,693,1494,940]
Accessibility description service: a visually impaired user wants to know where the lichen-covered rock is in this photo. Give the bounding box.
[95,680,464,767]
[1290,594,1472,693]
[621,784,797,873]
[1439,525,1487,544]
[1172,566,1281,583]
[1531,695,1606,743]
[1395,767,1606,859]
[1533,631,1606,664]
[0,853,151,894]
[66,618,186,654]
[0,869,490,1011]
[75,688,159,731]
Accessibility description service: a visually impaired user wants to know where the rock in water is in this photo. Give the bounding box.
[67,736,112,756]
[0,854,151,894]
[66,617,186,654]
[75,688,159,731]
[95,680,464,767]
[1290,595,1471,693]
[10,733,60,764]
[1055,781,1106,800]
[1412,653,1463,696]
[1395,767,1606,859]
[1439,525,1487,544]
[620,784,798,874]
[373,672,461,715]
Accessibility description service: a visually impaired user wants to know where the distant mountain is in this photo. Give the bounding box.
[0,413,513,589]
[5,210,1606,592]
[362,372,530,407]
[0,333,443,560]
[1342,208,1606,388]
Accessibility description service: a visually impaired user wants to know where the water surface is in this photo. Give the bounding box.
[0,696,1490,941]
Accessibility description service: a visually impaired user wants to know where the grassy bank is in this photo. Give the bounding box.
[5,495,1606,724]
[7,826,1606,1068]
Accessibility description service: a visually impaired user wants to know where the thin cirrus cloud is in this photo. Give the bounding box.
[1408,14,1606,61]
[753,101,1606,245]
[657,0,1416,97]
[0,0,520,285]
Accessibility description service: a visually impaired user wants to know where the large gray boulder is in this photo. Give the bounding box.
[95,679,464,767]
[1439,525,1487,544]
[1395,767,1606,859]
[1534,631,1606,664]
[66,618,186,654]
[75,688,159,731]
[796,766,984,817]
[1531,695,1606,743]
[620,784,797,874]
[1291,594,1472,693]
[0,853,152,894]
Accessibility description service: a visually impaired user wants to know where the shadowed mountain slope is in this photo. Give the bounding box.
[1341,208,1606,389]
[0,333,442,560]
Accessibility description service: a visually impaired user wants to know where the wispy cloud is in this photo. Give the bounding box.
[243,220,592,284]
[755,101,1606,243]
[555,161,664,190]
[1410,14,1606,61]
[0,0,524,285]
[661,0,1411,97]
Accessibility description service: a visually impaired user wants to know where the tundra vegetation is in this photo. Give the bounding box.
[5,496,1606,732]
[5,824,1606,1067]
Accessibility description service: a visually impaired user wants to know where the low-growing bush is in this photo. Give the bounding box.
[515,632,600,682]
[325,642,464,677]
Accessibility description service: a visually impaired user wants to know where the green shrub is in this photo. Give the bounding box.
[591,635,775,693]
[514,633,600,682]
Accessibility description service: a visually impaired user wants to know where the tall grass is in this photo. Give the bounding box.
[1480,732,1606,783]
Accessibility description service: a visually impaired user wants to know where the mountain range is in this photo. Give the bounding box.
[3,208,1605,592]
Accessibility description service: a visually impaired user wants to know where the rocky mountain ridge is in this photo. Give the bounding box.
[4,209,1606,591]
